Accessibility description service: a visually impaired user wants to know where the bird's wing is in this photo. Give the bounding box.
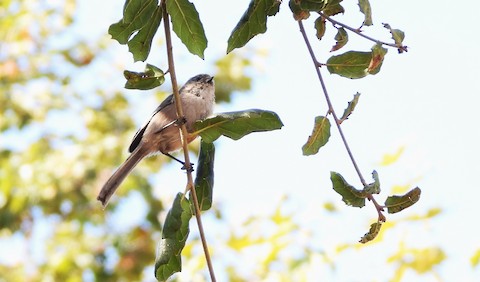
[128,94,175,153]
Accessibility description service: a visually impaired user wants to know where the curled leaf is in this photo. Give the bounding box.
[359,221,382,243]
[385,187,421,214]
[339,92,360,123]
[358,0,373,26]
[331,171,367,208]
[155,193,192,280]
[191,141,215,212]
[124,64,165,90]
[331,27,348,52]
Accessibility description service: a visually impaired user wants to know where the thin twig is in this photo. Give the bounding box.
[318,12,408,52]
[161,1,217,281]
[298,20,386,222]
[298,20,366,186]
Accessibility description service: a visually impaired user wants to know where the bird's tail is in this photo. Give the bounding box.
[97,147,149,207]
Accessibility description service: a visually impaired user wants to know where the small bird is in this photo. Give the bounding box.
[97,74,215,207]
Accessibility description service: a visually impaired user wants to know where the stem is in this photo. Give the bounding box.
[161,1,216,281]
[298,20,367,186]
[298,20,386,222]
[318,12,408,52]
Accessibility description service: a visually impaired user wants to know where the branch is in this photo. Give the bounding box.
[161,1,217,281]
[298,20,386,222]
[318,12,408,53]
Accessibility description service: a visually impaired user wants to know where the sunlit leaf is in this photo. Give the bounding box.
[302,116,331,156]
[127,5,162,62]
[330,27,348,52]
[368,44,387,74]
[359,221,382,243]
[109,0,158,44]
[330,171,367,208]
[339,92,360,123]
[155,193,192,281]
[326,51,372,79]
[166,0,207,59]
[385,187,421,214]
[227,0,281,53]
[124,64,165,90]
[358,0,372,26]
[194,109,284,143]
[191,140,215,211]
[314,16,326,40]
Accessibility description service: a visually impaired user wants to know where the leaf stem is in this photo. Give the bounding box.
[161,1,216,281]
[318,12,408,52]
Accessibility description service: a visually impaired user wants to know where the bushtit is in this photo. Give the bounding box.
[97,74,215,207]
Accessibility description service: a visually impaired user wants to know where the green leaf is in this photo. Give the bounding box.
[359,221,382,243]
[289,0,310,20]
[322,0,344,16]
[364,170,380,194]
[124,64,165,90]
[368,44,387,75]
[108,0,158,44]
[166,0,207,59]
[302,116,331,156]
[330,171,367,208]
[385,187,421,214]
[314,16,326,40]
[299,0,326,11]
[383,23,406,52]
[127,5,162,62]
[155,193,193,281]
[191,140,215,211]
[330,27,348,52]
[194,109,284,143]
[326,51,372,79]
[227,0,281,53]
[339,92,360,123]
[358,0,373,26]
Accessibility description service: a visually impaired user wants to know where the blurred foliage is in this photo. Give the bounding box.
[0,0,253,281]
[0,1,449,282]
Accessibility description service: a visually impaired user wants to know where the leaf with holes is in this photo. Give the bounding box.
[124,64,165,90]
[359,221,382,243]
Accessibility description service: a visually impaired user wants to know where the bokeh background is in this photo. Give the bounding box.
[1,0,480,281]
